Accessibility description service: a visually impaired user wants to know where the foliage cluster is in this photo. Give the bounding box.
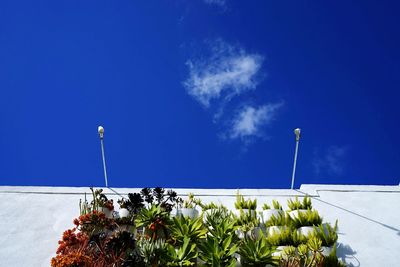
[287,196,312,211]
[262,200,283,210]
[235,192,257,210]
[52,189,345,267]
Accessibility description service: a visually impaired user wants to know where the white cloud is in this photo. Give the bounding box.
[183,40,282,146]
[313,146,348,176]
[229,103,283,140]
[183,41,263,107]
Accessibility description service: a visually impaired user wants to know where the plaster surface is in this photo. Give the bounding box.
[0,184,398,267]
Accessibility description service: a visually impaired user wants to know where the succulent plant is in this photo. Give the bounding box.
[239,233,276,267]
[235,193,257,210]
[287,196,312,211]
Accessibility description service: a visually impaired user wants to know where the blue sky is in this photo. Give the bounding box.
[0,1,399,188]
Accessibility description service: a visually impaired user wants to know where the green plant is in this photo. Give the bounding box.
[137,238,168,266]
[266,228,293,246]
[199,201,218,210]
[239,233,277,267]
[164,237,198,266]
[203,206,232,226]
[291,229,307,246]
[279,240,346,267]
[58,190,347,267]
[234,209,260,235]
[279,237,325,267]
[291,210,322,228]
[198,234,238,267]
[170,216,207,246]
[262,203,271,210]
[312,221,338,247]
[135,204,171,240]
[199,211,238,266]
[235,193,257,210]
[272,200,282,210]
[265,227,306,247]
[306,237,324,266]
[281,245,297,266]
[182,193,200,209]
[207,215,238,241]
[265,213,291,227]
[323,246,346,267]
[262,200,282,210]
[287,196,312,211]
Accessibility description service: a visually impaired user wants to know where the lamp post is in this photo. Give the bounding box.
[291,128,301,190]
[98,126,109,188]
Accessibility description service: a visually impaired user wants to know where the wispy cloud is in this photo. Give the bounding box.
[204,0,227,8]
[313,146,348,177]
[183,39,282,146]
[229,103,283,140]
[183,40,263,107]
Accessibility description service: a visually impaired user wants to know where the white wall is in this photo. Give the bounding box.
[0,184,398,267]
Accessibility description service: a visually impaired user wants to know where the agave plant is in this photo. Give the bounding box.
[137,238,168,266]
[170,216,207,246]
[135,204,171,240]
[198,214,239,266]
[164,237,198,266]
[207,215,238,241]
[238,233,277,267]
[198,234,238,267]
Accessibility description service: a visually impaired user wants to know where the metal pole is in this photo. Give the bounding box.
[291,128,301,189]
[98,126,108,187]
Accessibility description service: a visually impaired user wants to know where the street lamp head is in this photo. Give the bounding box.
[294,128,301,141]
[98,126,104,139]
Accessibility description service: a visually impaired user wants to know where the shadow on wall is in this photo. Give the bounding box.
[337,243,359,267]
[295,189,400,266]
[295,189,400,235]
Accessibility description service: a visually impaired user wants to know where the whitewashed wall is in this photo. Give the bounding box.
[0,184,399,267]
